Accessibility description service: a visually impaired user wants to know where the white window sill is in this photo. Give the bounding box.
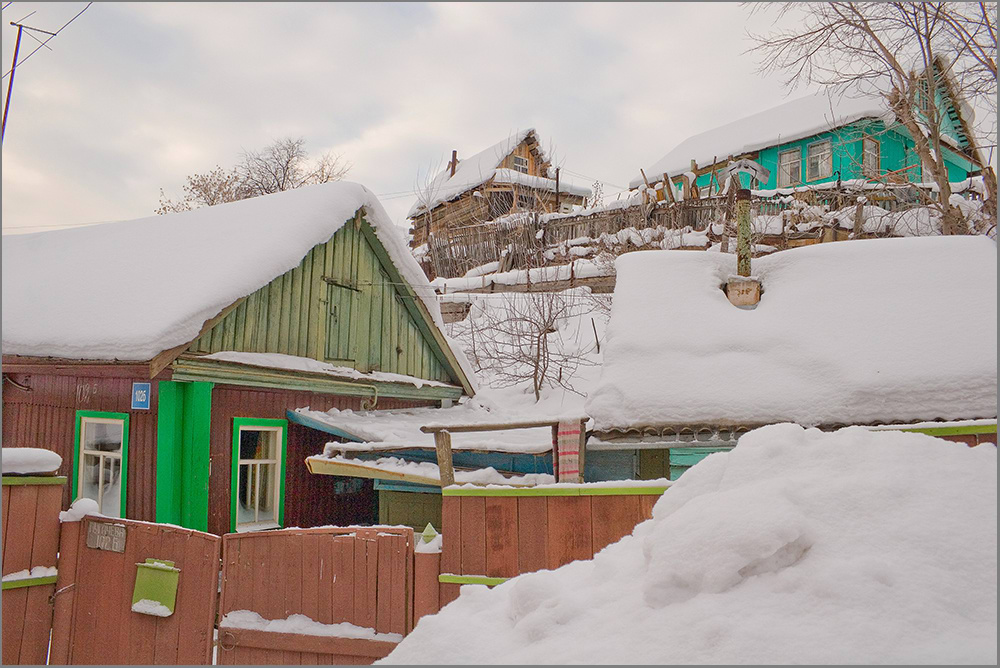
[235,521,282,533]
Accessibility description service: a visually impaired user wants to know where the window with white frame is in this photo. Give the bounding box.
[512,155,529,174]
[234,423,285,531]
[778,149,801,187]
[862,137,880,177]
[806,140,832,181]
[76,413,128,518]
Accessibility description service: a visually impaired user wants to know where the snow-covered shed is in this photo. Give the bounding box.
[2,181,476,534]
[585,236,997,476]
[407,129,591,249]
[631,86,983,198]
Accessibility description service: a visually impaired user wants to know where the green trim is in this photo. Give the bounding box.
[2,476,66,486]
[72,410,130,519]
[442,485,670,497]
[438,574,509,586]
[2,575,58,590]
[230,417,288,533]
[901,424,997,437]
[156,381,214,531]
[171,357,464,402]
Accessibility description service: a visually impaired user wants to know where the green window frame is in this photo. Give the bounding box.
[230,417,288,533]
[72,410,130,519]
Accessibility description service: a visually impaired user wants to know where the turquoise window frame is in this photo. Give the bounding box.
[72,410,130,518]
[230,417,288,533]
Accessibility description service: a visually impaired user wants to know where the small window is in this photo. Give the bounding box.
[863,137,880,177]
[778,149,801,187]
[806,140,832,181]
[512,155,529,174]
[74,411,129,518]
[231,419,287,532]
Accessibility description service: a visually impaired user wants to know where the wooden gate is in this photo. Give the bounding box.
[217,526,414,664]
[2,476,65,665]
[50,516,221,665]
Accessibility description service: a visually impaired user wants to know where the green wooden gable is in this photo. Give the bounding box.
[185,212,468,392]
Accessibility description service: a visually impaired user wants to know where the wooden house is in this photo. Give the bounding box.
[584,236,997,479]
[407,129,591,249]
[631,77,985,200]
[2,182,476,535]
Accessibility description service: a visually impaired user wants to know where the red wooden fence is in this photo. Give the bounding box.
[216,526,414,665]
[1,476,65,665]
[437,484,667,606]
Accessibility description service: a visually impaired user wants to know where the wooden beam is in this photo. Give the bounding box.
[434,430,456,487]
[421,419,587,434]
[216,626,398,659]
[148,295,248,378]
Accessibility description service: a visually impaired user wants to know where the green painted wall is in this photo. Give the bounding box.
[155,380,213,531]
[187,215,454,385]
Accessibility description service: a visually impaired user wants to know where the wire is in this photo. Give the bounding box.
[2,2,92,82]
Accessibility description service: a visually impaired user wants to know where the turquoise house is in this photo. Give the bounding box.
[631,80,982,197]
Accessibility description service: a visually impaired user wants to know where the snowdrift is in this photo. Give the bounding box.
[382,425,997,664]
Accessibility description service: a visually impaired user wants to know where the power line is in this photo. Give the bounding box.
[2,2,91,82]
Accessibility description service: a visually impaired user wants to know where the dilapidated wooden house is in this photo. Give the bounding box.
[407,129,591,249]
[2,182,476,535]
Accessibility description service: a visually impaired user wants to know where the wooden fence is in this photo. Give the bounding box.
[2,475,65,665]
[436,484,667,607]
[49,516,221,665]
[216,526,414,665]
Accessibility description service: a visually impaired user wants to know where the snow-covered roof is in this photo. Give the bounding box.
[383,423,998,664]
[2,182,446,361]
[407,130,590,218]
[586,236,997,432]
[629,92,891,189]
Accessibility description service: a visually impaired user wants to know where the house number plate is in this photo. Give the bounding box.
[86,521,127,553]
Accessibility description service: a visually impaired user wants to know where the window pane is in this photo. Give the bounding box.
[80,453,102,509]
[237,463,257,524]
[806,142,831,180]
[240,429,276,460]
[83,420,123,455]
[257,462,277,523]
[102,457,122,518]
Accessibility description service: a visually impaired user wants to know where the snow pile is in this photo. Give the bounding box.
[59,498,102,522]
[2,447,62,475]
[203,352,458,389]
[131,599,173,617]
[432,260,610,293]
[382,425,998,665]
[630,92,889,188]
[587,236,997,432]
[221,610,402,642]
[2,566,58,582]
[3,181,445,360]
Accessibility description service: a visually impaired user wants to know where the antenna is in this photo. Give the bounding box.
[2,21,55,144]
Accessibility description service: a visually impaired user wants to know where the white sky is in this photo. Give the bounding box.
[1,2,984,238]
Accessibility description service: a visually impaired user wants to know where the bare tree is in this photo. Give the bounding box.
[451,291,598,402]
[157,137,350,214]
[748,2,998,230]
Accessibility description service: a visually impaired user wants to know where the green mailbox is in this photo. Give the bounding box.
[131,558,180,617]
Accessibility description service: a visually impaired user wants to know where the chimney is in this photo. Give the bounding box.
[450,150,457,177]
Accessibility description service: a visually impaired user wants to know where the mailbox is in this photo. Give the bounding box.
[131,559,180,617]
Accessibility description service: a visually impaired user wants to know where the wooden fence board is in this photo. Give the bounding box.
[1,588,29,665]
[1,485,10,561]
[591,494,644,554]
[151,528,186,664]
[546,496,594,570]
[332,534,354,624]
[640,493,659,520]
[460,496,486,575]
[3,484,38,575]
[516,496,548,574]
[485,497,519,578]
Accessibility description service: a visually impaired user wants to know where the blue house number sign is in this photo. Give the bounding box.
[131,382,151,410]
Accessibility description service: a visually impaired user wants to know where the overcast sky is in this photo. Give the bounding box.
[1,2,851,236]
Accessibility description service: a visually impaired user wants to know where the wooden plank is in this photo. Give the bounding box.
[460,496,486,576]
[1,486,10,563]
[364,530,379,631]
[640,493,659,520]
[151,528,186,664]
[516,496,548,574]
[217,627,399,659]
[590,494,643,554]
[485,497,519,578]
[375,534,393,634]
[434,431,455,487]
[175,531,221,665]
[301,533,321,624]
[20,583,56,665]
[281,533,303,618]
[125,523,160,665]
[3,485,38,575]
[1,587,28,664]
[332,534,354,624]
[420,420,580,433]
[546,496,593,570]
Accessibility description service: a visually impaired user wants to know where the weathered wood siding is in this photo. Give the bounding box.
[207,385,435,536]
[188,216,455,383]
[2,371,159,520]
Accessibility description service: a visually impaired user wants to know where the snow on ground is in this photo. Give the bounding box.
[382,424,997,665]
[587,236,997,432]
[3,181,443,360]
[1,448,62,475]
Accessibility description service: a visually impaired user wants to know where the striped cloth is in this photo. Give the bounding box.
[554,421,582,483]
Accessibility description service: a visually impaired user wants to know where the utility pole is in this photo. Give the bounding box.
[2,21,57,145]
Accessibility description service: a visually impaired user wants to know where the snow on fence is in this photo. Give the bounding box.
[217,526,414,665]
[1,474,65,665]
[436,484,668,608]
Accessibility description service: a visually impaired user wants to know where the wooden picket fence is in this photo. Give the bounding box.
[216,526,414,665]
[2,476,65,665]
